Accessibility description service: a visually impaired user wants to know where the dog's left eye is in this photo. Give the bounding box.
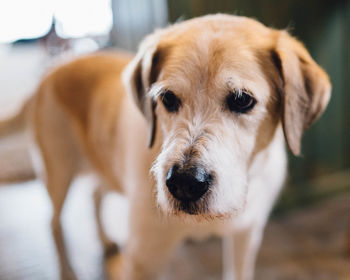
[160,90,182,113]
[226,90,256,114]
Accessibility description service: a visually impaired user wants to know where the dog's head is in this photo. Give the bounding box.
[123,14,331,218]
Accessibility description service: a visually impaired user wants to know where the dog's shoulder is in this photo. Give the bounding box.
[40,52,133,132]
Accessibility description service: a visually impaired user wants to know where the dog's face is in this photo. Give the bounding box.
[123,15,331,218]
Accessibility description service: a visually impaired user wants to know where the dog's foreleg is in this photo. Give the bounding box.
[121,232,180,280]
[222,233,236,280]
[46,168,77,280]
[93,187,119,258]
[223,225,264,280]
[51,222,78,280]
[34,86,82,279]
[39,135,79,279]
[117,210,182,280]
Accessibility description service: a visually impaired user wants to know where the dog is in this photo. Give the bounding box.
[0,14,331,280]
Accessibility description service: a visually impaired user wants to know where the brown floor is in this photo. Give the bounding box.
[0,178,350,280]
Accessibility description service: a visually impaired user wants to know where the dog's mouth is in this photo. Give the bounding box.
[164,194,233,220]
[159,181,238,220]
[170,193,210,215]
[164,184,234,219]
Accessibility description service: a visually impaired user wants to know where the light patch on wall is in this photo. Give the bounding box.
[0,0,53,43]
[0,0,112,43]
[54,0,112,38]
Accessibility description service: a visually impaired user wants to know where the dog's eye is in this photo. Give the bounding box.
[226,90,256,113]
[161,90,181,113]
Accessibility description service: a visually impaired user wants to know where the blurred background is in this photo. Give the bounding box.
[0,0,349,279]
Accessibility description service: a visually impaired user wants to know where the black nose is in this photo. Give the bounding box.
[166,165,212,202]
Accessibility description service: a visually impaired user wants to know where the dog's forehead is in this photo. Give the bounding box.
[156,15,275,100]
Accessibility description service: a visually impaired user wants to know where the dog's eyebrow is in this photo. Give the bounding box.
[147,83,168,99]
[226,80,255,98]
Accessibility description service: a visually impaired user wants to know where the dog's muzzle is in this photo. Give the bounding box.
[165,164,212,203]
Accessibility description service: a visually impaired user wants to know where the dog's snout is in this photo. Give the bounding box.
[166,164,212,202]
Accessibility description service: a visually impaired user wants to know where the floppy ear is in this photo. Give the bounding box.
[272,31,331,155]
[122,35,164,148]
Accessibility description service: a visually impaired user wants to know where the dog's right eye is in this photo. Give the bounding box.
[160,91,181,113]
[226,90,256,114]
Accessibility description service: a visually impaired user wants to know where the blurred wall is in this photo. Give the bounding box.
[111,0,168,50]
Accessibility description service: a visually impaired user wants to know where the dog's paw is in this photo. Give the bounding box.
[104,242,120,259]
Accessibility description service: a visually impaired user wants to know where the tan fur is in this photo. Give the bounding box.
[34,53,133,190]
[1,14,330,280]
